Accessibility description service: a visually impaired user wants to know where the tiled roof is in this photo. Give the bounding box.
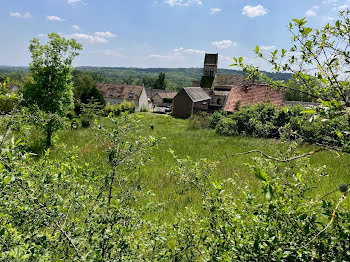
[146,89,176,98]
[156,92,177,99]
[212,74,252,88]
[224,84,285,112]
[96,83,143,101]
[183,87,211,102]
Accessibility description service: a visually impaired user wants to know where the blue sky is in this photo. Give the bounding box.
[1,0,349,69]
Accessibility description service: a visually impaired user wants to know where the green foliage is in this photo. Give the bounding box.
[1,111,349,260]
[187,111,210,130]
[22,33,82,148]
[159,147,350,261]
[23,33,82,115]
[211,103,350,149]
[154,72,167,90]
[0,79,20,113]
[72,71,105,106]
[231,10,350,149]
[208,110,227,129]
[0,112,162,260]
[0,94,19,113]
[104,101,136,116]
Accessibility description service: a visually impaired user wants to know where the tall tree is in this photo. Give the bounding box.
[73,71,105,105]
[155,72,166,89]
[24,33,82,148]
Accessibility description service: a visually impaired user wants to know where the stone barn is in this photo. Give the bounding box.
[172,87,211,118]
[151,92,177,107]
[224,84,285,112]
[96,83,148,111]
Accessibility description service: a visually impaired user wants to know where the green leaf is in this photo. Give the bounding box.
[4,176,11,184]
[254,168,269,182]
[264,184,273,200]
[239,57,243,64]
[255,46,260,53]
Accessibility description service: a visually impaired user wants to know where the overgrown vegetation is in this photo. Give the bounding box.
[1,10,350,261]
[209,102,350,150]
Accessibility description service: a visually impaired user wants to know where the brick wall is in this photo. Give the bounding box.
[224,84,285,112]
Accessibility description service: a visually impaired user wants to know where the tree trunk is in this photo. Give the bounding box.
[46,121,53,149]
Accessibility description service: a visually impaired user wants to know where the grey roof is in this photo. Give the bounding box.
[212,74,252,88]
[183,87,211,102]
[146,89,175,98]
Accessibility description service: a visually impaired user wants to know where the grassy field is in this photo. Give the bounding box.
[53,113,350,219]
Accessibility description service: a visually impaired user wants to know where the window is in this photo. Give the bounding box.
[129,92,135,98]
[118,93,123,98]
[109,91,114,97]
[217,98,222,105]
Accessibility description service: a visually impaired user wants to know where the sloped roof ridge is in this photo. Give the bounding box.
[184,87,211,102]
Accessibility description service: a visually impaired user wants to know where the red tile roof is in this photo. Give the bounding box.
[224,84,285,112]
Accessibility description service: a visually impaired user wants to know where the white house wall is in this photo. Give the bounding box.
[138,87,149,111]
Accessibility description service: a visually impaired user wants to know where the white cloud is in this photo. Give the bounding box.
[67,0,87,6]
[67,31,116,43]
[260,45,276,51]
[165,0,202,7]
[211,40,237,49]
[242,5,268,18]
[148,54,172,59]
[209,8,221,15]
[9,12,31,19]
[47,16,63,21]
[183,48,205,55]
[305,5,319,17]
[174,47,205,55]
[90,49,126,58]
[94,31,116,38]
[72,25,80,30]
[305,9,317,17]
[68,33,107,43]
[68,0,82,3]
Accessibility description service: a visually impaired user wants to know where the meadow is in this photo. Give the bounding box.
[53,112,350,219]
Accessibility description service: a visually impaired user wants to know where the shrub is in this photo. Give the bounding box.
[81,117,90,128]
[188,112,210,129]
[70,118,81,129]
[104,101,136,116]
[215,117,239,136]
[0,93,19,113]
[65,110,76,120]
[210,102,349,148]
[208,110,227,128]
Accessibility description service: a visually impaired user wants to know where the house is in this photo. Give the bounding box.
[151,92,177,107]
[146,89,178,109]
[224,84,285,112]
[210,74,253,109]
[5,84,19,92]
[96,83,148,111]
[172,87,211,118]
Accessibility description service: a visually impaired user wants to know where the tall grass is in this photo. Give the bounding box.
[52,113,350,220]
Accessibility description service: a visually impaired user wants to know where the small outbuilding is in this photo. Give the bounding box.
[172,87,211,118]
[151,92,177,107]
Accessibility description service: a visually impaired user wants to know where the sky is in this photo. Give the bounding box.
[1,0,349,69]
